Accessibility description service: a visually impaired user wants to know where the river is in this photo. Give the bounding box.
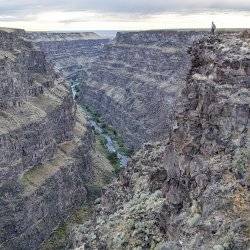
[71,82,129,167]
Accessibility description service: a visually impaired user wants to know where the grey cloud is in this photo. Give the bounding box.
[0,0,250,19]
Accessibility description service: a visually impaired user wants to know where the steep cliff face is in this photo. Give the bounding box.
[27,32,110,82]
[0,28,95,249]
[30,31,206,149]
[78,30,206,148]
[71,32,250,249]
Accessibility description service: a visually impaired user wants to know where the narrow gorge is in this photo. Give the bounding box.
[77,31,207,148]
[0,28,249,250]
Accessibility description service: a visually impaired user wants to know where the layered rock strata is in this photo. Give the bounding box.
[27,32,110,82]
[27,32,101,42]
[0,28,94,249]
[78,30,206,148]
[71,32,250,249]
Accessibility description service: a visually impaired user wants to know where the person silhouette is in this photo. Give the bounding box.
[211,22,216,35]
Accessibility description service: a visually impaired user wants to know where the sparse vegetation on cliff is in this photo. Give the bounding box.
[232,149,249,178]
[0,28,96,249]
[83,104,133,168]
[70,32,250,250]
[41,132,115,249]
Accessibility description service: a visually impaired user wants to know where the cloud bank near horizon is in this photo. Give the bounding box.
[1,0,250,16]
[0,0,249,30]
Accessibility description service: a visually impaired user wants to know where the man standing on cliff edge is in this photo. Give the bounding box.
[211,21,216,35]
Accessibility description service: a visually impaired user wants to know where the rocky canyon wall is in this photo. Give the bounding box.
[78,30,206,148]
[27,32,110,82]
[8,28,249,249]
[71,32,250,249]
[30,30,208,149]
[0,28,95,249]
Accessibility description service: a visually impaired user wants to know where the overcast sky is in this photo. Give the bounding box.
[0,0,249,31]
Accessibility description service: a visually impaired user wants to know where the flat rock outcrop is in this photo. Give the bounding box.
[0,28,95,249]
[71,32,250,250]
[78,30,206,148]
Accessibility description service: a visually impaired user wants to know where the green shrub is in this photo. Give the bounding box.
[107,152,122,174]
[107,152,119,166]
[232,149,249,178]
[98,135,107,148]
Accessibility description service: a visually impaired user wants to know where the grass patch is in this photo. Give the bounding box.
[84,105,102,121]
[101,124,117,138]
[106,152,121,175]
[42,223,68,250]
[96,135,121,175]
[98,134,107,149]
[20,149,71,193]
[107,152,119,165]
[21,163,44,188]
[115,136,134,157]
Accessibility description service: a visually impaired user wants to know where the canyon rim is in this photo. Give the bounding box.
[0,5,249,250]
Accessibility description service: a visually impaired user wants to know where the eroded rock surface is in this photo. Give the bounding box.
[27,32,101,42]
[71,33,250,250]
[0,28,95,249]
[78,30,206,148]
[30,30,206,149]
[27,32,110,82]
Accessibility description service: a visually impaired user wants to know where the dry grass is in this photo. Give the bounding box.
[20,129,85,195]
[29,89,63,111]
[20,112,89,195]
[91,138,114,186]
[0,101,46,135]
[0,82,72,135]
[232,186,249,213]
[76,106,87,124]
[21,148,74,195]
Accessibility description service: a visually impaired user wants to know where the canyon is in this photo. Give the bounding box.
[0,27,249,250]
[27,32,110,83]
[71,31,250,250]
[0,28,113,249]
[78,31,208,148]
[34,30,207,149]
